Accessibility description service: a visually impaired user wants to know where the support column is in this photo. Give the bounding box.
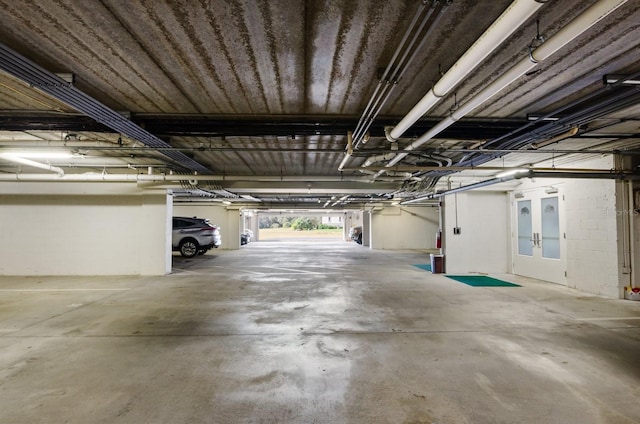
[362,210,371,247]
[226,207,241,250]
[139,191,173,275]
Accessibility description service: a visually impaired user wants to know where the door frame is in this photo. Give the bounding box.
[511,187,567,285]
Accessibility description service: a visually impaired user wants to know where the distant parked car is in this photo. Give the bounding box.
[172,216,221,258]
[349,226,363,244]
[240,229,253,245]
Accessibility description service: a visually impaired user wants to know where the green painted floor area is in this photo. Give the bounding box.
[446,275,521,287]
[412,264,432,272]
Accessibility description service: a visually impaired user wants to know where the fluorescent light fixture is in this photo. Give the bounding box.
[222,200,232,205]
[545,187,558,194]
[527,114,560,121]
[1,151,73,159]
[391,201,400,206]
[495,168,527,178]
[603,74,640,86]
[55,72,75,84]
[0,152,65,175]
[514,192,524,199]
[240,195,261,202]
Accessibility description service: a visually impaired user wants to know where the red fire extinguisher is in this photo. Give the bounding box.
[436,230,442,249]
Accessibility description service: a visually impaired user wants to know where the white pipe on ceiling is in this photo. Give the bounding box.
[0,140,125,148]
[337,131,353,171]
[0,153,65,176]
[380,0,630,173]
[340,0,542,173]
[387,0,546,142]
[363,152,397,168]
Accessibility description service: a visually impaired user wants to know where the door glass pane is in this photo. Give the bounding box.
[541,196,560,259]
[517,200,532,256]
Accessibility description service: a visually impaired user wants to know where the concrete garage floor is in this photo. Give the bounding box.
[1,240,640,424]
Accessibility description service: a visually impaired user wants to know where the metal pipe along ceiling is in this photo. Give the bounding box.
[379,0,630,177]
[0,173,400,183]
[352,1,447,146]
[453,70,640,169]
[0,43,212,175]
[401,169,640,204]
[338,0,449,172]
[387,0,546,143]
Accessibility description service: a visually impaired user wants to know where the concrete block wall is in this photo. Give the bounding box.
[563,178,620,296]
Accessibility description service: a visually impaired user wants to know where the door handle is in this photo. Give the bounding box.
[532,232,541,247]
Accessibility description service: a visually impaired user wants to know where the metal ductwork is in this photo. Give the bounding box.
[0,43,212,174]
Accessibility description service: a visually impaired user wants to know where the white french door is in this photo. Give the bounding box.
[512,188,567,285]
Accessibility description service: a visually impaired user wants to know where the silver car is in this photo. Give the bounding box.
[172,217,221,257]
[349,226,363,244]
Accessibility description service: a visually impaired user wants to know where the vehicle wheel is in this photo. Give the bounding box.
[357,233,363,244]
[179,239,199,258]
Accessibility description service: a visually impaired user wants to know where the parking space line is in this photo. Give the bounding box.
[575,317,640,321]
[0,288,130,292]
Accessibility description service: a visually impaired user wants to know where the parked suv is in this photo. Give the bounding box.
[172,217,221,257]
[349,226,363,244]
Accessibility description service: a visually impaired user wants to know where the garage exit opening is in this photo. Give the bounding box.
[257,214,343,241]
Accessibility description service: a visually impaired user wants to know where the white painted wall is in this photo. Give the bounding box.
[443,191,510,274]
[633,183,640,288]
[0,190,171,276]
[439,155,630,298]
[370,206,439,250]
[172,203,239,249]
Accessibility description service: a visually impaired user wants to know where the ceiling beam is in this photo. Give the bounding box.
[0,113,528,140]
